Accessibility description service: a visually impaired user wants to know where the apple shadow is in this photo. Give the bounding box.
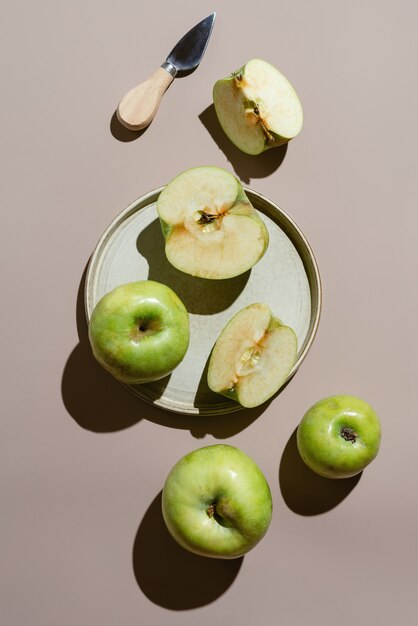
[199,104,288,184]
[136,218,251,315]
[133,351,299,438]
[61,262,172,432]
[133,491,243,609]
[279,429,362,515]
[134,401,269,439]
[176,349,272,438]
[61,260,268,437]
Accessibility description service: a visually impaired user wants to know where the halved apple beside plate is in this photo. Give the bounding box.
[213,58,303,155]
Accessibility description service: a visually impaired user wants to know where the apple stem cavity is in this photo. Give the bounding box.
[206,502,232,528]
[233,72,243,87]
[132,317,162,340]
[340,426,358,443]
[206,503,224,525]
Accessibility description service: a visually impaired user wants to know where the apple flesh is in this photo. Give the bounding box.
[157,166,269,279]
[88,280,190,384]
[213,58,303,155]
[207,303,297,408]
[297,395,382,479]
[162,444,272,559]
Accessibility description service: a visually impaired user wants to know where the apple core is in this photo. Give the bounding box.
[213,58,303,155]
[157,166,269,279]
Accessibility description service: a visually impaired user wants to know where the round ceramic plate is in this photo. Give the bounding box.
[85,186,321,415]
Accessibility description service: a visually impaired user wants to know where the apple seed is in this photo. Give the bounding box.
[247,102,276,144]
[238,346,262,376]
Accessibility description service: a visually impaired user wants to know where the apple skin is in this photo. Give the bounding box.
[213,58,303,156]
[297,395,381,479]
[88,280,190,384]
[162,444,272,559]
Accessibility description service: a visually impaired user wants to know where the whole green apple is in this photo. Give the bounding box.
[297,395,381,479]
[88,280,190,384]
[162,444,272,559]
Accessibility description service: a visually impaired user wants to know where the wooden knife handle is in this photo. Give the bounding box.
[116,67,174,131]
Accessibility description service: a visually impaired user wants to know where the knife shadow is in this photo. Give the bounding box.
[199,104,288,184]
[110,65,198,142]
[110,110,149,142]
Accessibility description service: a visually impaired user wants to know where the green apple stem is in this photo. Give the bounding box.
[233,72,243,86]
[340,426,358,443]
[206,503,216,518]
[206,502,229,527]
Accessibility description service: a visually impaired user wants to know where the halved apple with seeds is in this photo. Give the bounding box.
[157,166,269,279]
[213,58,303,155]
[208,303,297,408]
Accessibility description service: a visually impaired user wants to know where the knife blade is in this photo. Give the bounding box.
[117,13,216,131]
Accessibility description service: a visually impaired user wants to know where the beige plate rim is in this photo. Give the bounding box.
[85,185,322,415]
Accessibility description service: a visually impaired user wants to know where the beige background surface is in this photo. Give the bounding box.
[2,1,417,624]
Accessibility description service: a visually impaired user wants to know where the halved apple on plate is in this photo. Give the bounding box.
[213,58,303,155]
[156,166,269,279]
[208,303,297,408]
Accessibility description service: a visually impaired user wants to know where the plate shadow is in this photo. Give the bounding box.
[132,491,243,610]
[279,429,362,515]
[137,218,250,315]
[175,348,272,438]
[61,262,260,437]
[199,104,288,184]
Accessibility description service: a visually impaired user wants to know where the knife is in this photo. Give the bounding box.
[117,13,216,131]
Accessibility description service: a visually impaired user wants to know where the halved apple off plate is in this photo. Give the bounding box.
[85,183,321,415]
